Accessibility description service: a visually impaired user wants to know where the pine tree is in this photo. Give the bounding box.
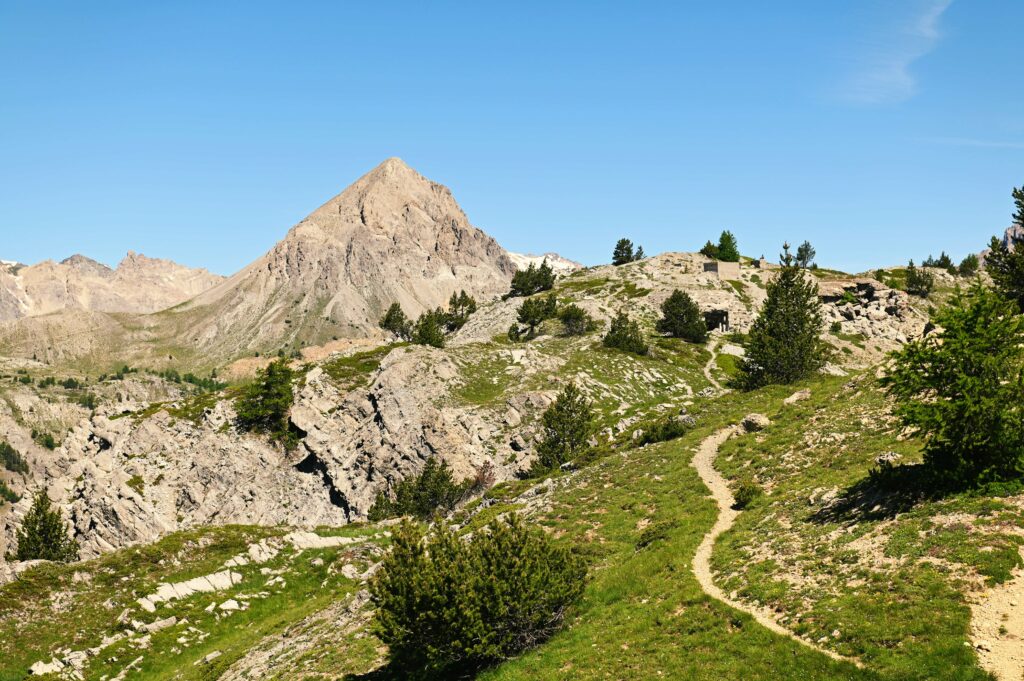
[905,260,935,298]
[379,303,412,340]
[795,240,816,269]
[235,358,297,445]
[515,294,558,339]
[412,309,447,348]
[612,239,635,266]
[443,290,477,332]
[367,458,469,521]
[1013,184,1024,226]
[881,283,1024,487]
[716,230,740,262]
[740,243,828,389]
[508,260,556,297]
[656,289,708,343]
[985,186,1024,310]
[958,253,979,277]
[699,240,720,259]
[633,245,645,261]
[558,303,594,336]
[14,490,79,562]
[602,312,648,355]
[533,382,593,472]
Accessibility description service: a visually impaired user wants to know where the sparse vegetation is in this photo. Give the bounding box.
[0,481,18,504]
[0,441,28,474]
[370,516,585,679]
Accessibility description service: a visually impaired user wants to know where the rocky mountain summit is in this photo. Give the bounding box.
[174,158,516,358]
[507,251,582,275]
[0,252,223,322]
[0,159,518,368]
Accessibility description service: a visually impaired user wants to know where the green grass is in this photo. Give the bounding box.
[0,525,384,681]
[709,374,1007,679]
[322,344,402,391]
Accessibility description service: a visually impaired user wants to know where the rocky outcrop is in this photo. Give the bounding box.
[1,344,533,563]
[820,279,925,351]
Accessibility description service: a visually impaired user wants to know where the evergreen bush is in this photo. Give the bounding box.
[371,516,585,678]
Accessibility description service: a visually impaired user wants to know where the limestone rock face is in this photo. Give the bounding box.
[177,158,516,357]
[0,252,223,321]
[0,344,533,564]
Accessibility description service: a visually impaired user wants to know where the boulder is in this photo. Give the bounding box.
[741,414,771,432]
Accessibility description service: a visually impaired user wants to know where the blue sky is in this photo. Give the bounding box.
[1,0,1021,274]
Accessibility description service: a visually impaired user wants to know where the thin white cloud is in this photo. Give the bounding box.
[838,0,953,105]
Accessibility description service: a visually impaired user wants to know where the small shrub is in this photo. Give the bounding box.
[0,481,18,504]
[558,303,595,336]
[733,479,763,509]
[371,516,585,678]
[368,458,470,521]
[13,490,79,562]
[638,415,693,446]
[636,519,680,550]
[602,312,648,355]
[32,430,57,450]
[0,441,29,474]
[829,321,843,334]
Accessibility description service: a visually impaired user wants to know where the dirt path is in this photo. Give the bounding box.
[691,425,863,668]
[970,546,1024,680]
[703,337,724,391]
